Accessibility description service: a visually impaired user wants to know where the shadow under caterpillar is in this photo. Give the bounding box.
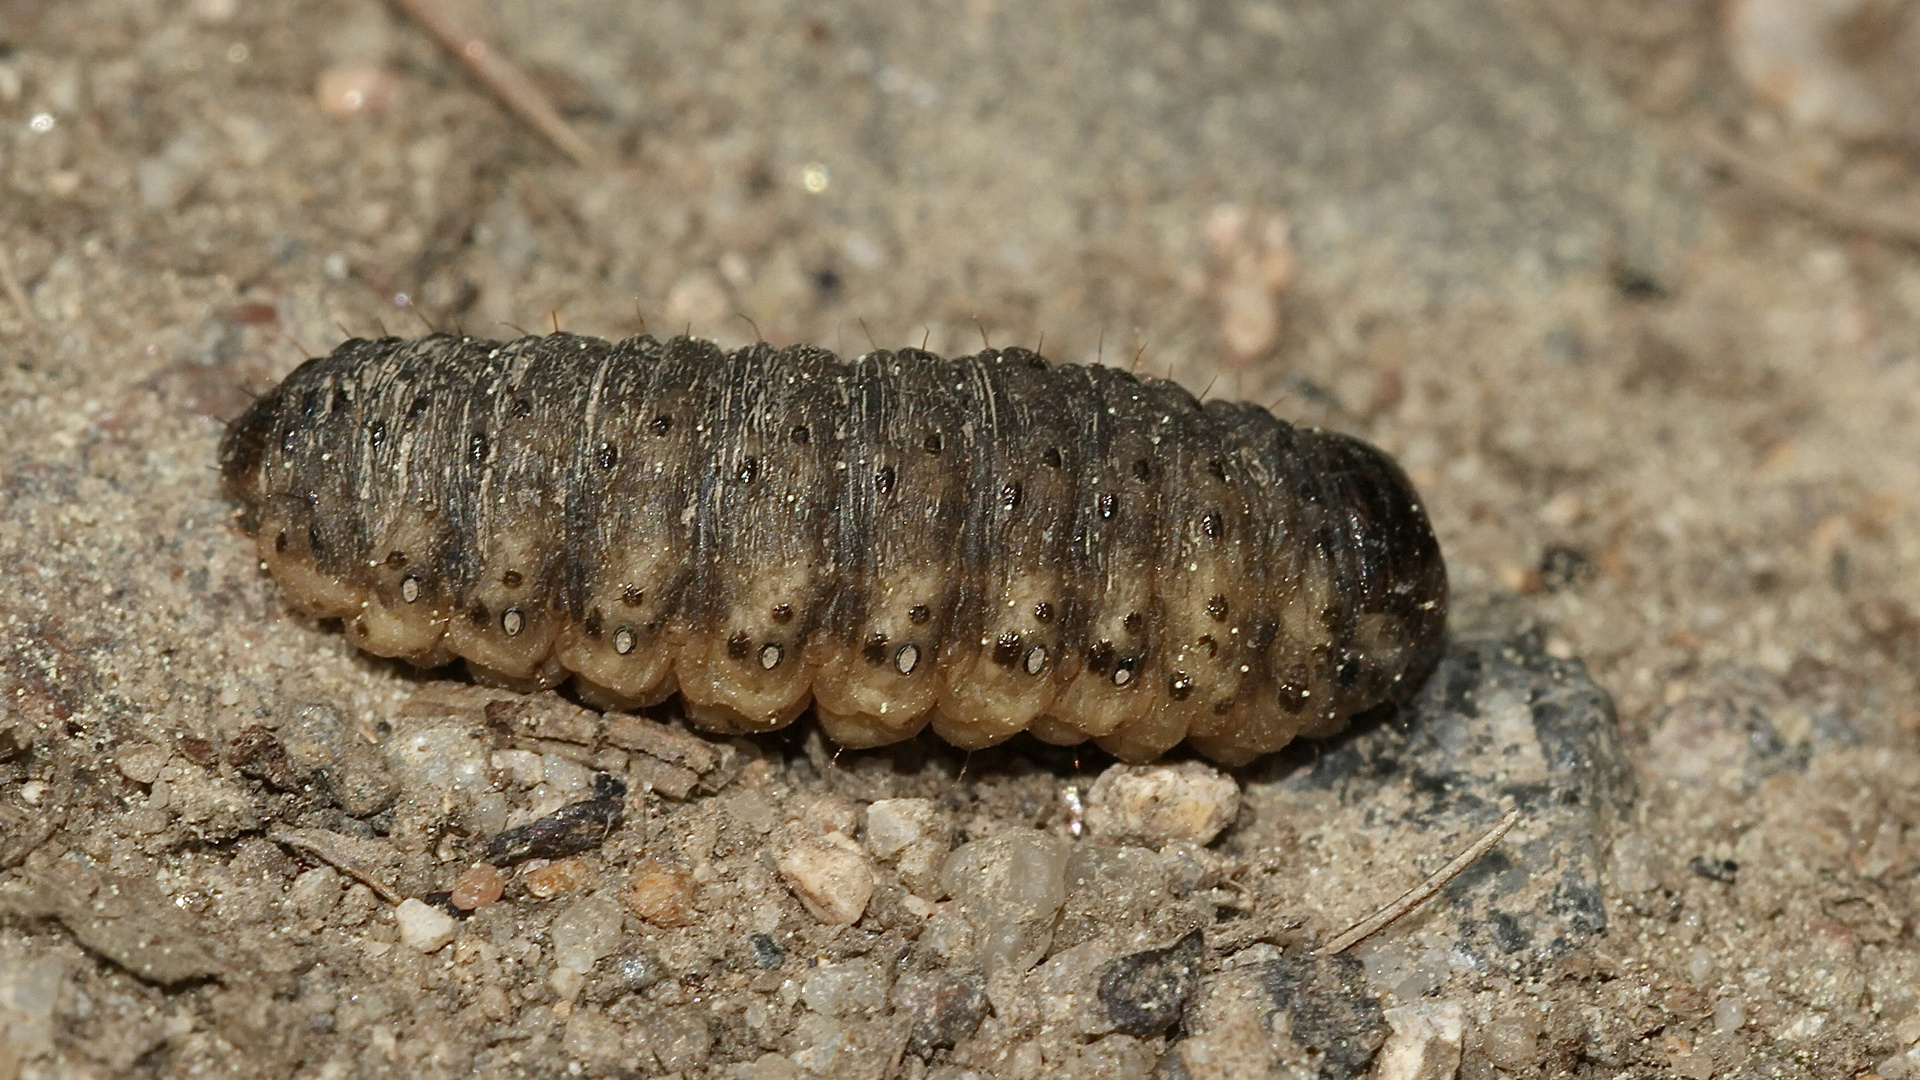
[220,332,1446,764]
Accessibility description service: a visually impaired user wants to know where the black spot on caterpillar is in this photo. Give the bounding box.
[219,332,1447,764]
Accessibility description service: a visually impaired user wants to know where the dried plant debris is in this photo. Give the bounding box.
[268,827,404,903]
[484,773,626,866]
[405,684,741,799]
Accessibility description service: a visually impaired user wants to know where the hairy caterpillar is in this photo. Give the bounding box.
[220,332,1446,764]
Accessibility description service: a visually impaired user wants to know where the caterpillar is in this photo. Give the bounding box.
[219,332,1446,764]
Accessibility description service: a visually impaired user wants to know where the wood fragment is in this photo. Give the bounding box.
[624,752,701,801]
[388,0,606,168]
[399,683,497,721]
[1322,808,1521,955]
[1696,127,1920,248]
[270,827,404,904]
[488,696,601,746]
[511,736,598,765]
[602,714,722,775]
[401,684,732,797]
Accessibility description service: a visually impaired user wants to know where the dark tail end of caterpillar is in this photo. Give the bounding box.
[1305,427,1449,731]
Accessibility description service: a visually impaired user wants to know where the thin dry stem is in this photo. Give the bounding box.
[0,237,35,327]
[1697,127,1920,248]
[390,0,606,169]
[1322,807,1521,955]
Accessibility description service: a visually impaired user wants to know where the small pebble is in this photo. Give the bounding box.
[287,866,342,920]
[395,898,457,953]
[804,795,860,837]
[940,828,1071,976]
[588,951,666,1003]
[550,895,625,974]
[892,971,989,1057]
[542,754,595,797]
[627,860,698,927]
[864,797,950,897]
[800,960,888,1017]
[117,742,170,785]
[387,719,494,797]
[778,839,874,925]
[1376,1002,1465,1080]
[865,798,936,858]
[1085,762,1240,847]
[315,63,400,118]
[1479,1018,1539,1070]
[524,857,597,899]
[449,863,505,911]
[749,933,785,969]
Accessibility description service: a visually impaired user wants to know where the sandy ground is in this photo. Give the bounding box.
[3,0,1920,1077]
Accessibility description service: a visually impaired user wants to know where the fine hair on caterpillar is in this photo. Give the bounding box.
[220,331,1447,764]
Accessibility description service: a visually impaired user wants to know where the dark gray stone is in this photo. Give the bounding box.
[587,950,667,1003]
[748,932,785,969]
[1165,951,1387,1079]
[892,970,989,1057]
[1256,953,1388,1079]
[1098,930,1205,1037]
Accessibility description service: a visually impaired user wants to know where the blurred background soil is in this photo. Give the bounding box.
[3,0,1920,1077]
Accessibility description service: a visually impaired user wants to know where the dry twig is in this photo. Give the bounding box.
[271,827,405,904]
[1321,808,1521,955]
[389,0,605,168]
[0,237,35,326]
[1697,127,1920,248]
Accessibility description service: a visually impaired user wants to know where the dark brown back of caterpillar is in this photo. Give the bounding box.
[220,333,1446,763]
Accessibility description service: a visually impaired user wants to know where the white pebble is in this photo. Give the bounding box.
[550,895,625,974]
[491,749,544,786]
[116,741,171,785]
[778,839,874,925]
[865,798,935,858]
[394,898,456,954]
[1085,762,1240,847]
[1376,1002,1464,1080]
[864,797,950,896]
[800,960,887,1017]
[387,719,493,796]
[541,754,594,797]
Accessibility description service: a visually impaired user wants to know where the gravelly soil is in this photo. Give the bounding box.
[3,1,1920,1077]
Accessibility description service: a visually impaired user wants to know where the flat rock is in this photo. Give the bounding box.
[0,868,231,986]
[1240,628,1632,981]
